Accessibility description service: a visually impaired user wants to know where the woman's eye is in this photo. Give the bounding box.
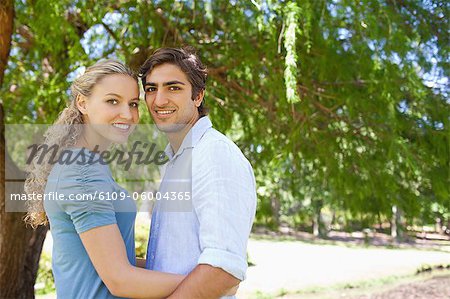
[130,102,139,108]
[107,99,118,104]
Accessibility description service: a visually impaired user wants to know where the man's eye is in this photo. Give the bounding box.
[107,99,118,104]
[145,87,156,92]
[169,86,180,91]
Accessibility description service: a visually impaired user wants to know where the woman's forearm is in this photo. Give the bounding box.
[111,266,184,299]
[80,224,184,299]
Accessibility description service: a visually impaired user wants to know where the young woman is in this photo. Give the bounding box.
[24,60,184,298]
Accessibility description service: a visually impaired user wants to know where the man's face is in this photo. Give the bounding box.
[144,63,203,132]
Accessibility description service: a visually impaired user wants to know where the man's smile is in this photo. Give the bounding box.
[154,109,176,118]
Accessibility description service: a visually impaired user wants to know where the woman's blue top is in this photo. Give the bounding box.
[44,148,136,299]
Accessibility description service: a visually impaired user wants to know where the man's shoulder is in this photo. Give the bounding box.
[197,128,240,153]
[194,128,251,166]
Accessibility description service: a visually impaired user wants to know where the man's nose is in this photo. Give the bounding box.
[154,90,169,106]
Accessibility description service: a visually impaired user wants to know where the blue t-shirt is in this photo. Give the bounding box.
[44,148,136,299]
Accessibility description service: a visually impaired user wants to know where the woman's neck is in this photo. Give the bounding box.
[74,128,111,152]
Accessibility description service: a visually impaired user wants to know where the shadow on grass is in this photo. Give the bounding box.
[250,227,450,253]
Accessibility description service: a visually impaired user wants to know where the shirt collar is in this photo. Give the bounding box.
[164,116,213,160]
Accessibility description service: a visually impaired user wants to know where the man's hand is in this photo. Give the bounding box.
[226,284,239,296]
[168,264,240,298]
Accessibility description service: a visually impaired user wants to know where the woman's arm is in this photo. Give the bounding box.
[80,224,183,298]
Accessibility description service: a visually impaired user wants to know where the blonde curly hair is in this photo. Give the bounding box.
[24,59,136,227]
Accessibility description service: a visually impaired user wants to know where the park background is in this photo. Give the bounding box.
[0,0,449,298]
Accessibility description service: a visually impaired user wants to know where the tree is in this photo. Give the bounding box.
[1,1,49,298]
[1,0,448,295]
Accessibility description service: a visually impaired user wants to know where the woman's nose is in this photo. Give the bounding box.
[120,104,133,120]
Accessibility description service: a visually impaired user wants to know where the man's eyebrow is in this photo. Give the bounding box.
[144,81,186,87]
[163,80,185,86]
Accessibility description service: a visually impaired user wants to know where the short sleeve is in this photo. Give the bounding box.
[52,162,117,234]
[192,140,257,280]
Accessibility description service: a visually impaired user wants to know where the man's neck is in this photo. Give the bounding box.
[167,116,201,154]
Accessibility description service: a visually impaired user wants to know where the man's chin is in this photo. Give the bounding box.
[155,123,186,133]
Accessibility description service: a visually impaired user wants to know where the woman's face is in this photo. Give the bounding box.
[77,74,140,147]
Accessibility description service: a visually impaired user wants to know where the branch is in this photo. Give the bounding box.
[64,8,90,38]
[297,84,338,100]
[15,25,34,51]
[101,22,130,57]
[311,100,374,143]
[154,7,185,45]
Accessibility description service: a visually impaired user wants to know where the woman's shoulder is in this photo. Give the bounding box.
[48,148,113,188]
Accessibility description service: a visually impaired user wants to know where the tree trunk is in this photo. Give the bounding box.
[0,0,14,87]
[313,213,320,237]
[391,205,397,239]
[0,2,48,298]
[312,200,322,237]
[270,195,280,228]
[435,217,442,234]
[446,218,450,236]
[0,105,49,299]
[391,205,402,241]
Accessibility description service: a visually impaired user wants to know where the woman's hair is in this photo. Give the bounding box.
[24,59,136,227]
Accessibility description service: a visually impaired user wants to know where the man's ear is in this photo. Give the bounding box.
[194,89,205,108]
[76,95,88,115]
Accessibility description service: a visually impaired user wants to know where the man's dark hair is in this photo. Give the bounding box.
[139,47,209,116]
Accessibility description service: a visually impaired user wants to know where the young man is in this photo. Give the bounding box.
[140,47,257,298]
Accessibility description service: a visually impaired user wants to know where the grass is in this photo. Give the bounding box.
[36,292,56,299]
[247,266,450,299]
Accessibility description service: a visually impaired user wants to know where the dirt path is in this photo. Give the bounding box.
[351,274,450,299]
[237,237,450,298]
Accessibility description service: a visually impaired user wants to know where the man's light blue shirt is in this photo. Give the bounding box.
[146,116,257,296]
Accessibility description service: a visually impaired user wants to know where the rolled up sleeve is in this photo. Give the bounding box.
[193,140,257,280]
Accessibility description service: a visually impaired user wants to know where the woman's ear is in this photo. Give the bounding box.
[76,95,88,115]
[194,89,205,107]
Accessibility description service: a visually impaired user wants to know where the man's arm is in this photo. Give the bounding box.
[168,264,239,299]
[170,140,257,298]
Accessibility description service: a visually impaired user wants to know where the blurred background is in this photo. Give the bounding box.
[0,0,448,298]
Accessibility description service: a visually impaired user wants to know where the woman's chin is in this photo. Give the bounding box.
[110,136,130,144]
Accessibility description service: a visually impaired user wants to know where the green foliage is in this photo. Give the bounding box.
[35,252,55,295]
[135,221,150,259]
[283,2,301,103]
[2,0,449,229]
